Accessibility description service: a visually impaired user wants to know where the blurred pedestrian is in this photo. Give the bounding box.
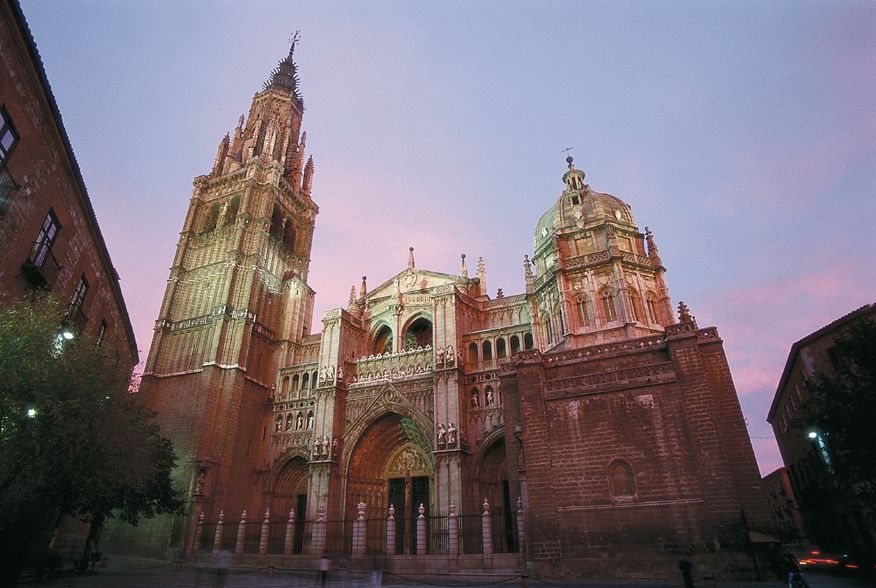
[678,557,694,588]
[318,553,331,587]
[214,549,231,588]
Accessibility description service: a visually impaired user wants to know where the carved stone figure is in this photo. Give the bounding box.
[471,391,480,407]
[296,413,304,430]
[195,469,207,496]
[447,422,457,446]
[486,388,494,406]
[446,345,455,367]
[436,347,445,367]
[306,413,313,429]
[437,423,446,447]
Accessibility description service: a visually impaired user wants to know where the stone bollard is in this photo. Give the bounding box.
[235,510,247,554]
[213,510,225,554]
[416,503,426,556]
[259,508,270,554]
[353,501,366,556]
[386,504,396,555]
[310,501,327,555]
[284,508,295,555]
[193,512,205,552]
[481,499,493,559]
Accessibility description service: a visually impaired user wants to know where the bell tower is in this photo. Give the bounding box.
[135,41,318,556]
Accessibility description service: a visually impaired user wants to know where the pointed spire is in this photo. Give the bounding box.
[212,133,229,175]
[524,255,533,293]
[677,301,696,327]
[460,254,468,279]
[230,115,245,159]
[645,226,659,258]
[263,33,303,104]
[303,156,314,195]
[359,276,367,299]
[348,285,356,306]
[477,256,487,297]
[408,247,415,269]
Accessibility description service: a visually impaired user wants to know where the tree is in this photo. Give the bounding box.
[798,317,876,559]
[0,293,181,586]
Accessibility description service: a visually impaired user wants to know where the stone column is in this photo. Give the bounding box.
[353,501,366,556]
[284,509,295,555]
[516,497,525,553]
[386,504,396,556]
[193,512,205,552]
[481,499,493,562]
[212,510,224,554]
[311,501,327,555]
[235,510,247,554]
[416,503,426,556]
[259,509,270,555]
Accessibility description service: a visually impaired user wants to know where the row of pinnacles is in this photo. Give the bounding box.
[194,498,525,563]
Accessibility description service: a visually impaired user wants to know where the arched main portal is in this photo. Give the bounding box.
[271,457,309,553]
[480,437,517,553]
[346,413,433,554]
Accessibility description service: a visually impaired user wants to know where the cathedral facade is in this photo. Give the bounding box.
[118,46,770,579]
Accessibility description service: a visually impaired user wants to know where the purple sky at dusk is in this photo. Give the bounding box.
[20,1,876,477]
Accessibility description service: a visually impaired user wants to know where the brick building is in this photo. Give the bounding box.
[768,303,876,560]
[0,0,137,364]
[114,44,770,580]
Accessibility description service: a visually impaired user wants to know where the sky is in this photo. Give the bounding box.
[20,0,876,477]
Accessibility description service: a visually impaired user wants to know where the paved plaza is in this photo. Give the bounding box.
[21,559,873,588]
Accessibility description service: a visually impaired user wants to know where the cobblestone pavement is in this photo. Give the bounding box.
[22,561,874,588]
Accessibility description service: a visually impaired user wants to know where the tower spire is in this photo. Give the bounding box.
[408,247,415,269]
[263,32,303,104]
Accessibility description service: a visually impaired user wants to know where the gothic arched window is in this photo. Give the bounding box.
[373,325,393,355]
[496,337,507,359]
[628,288,643,323]
[482,340,493,361]
[523,332,534,350]
[577,296,591,327]
[404,317,432,350]
[224,196,240,226]
[510,335,521,354]
[645,294,659,325]
[468,342,479,365]
[608,460,636,500]
[601,289,618,323]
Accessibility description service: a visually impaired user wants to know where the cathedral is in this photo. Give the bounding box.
[114,44,770,580]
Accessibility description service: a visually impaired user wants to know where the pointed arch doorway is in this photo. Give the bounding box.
[480,437,517,553]
[346,412,433,554]
[271,456,309,553]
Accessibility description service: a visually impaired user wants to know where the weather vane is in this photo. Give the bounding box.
[562,147,574,158]
[290,30,301,51]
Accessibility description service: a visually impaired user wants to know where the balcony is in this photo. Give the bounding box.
[21,242,62,289]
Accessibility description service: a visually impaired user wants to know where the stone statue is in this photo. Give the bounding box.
[436,347,445,367]
[322,435,330,457]
[486,388,494,406]
[446,345,455,367]
[437,423,446,447]
[447,422,457,446]
[471,391,480,407]
[195,469,206,496]
[296,413,304,430]
[306,413,313,429]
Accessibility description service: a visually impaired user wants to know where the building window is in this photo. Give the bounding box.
[577,296,591,327]
[608,460,637,500]
[96,320,108,346]
[69,274,89,316]
[645,295,658,324]
[628,289,642,322]
[0,165,19,215]
[28,209,62,268]
[0,105,20,163]
[601,289,617,323]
